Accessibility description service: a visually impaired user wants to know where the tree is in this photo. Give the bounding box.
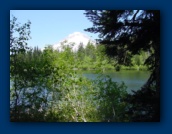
[77,43,85,61]
[10,16,31,121]
[85,42,96,61]
[84,10,160,121]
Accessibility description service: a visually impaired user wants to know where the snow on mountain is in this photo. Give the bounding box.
[53,32,96,51]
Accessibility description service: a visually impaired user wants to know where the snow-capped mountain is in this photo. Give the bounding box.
[53,32,96,51]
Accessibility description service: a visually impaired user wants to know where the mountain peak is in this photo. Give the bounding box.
[53,32,96,51]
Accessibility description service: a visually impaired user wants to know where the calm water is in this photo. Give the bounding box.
[78,70,150,94]
[11,70,150,95]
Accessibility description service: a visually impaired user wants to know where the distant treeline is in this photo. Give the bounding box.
[27,42,150,72]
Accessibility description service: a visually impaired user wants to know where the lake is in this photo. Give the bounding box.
[78,70,150,94]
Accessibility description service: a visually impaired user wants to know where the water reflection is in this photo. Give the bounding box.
[78,70,150,94]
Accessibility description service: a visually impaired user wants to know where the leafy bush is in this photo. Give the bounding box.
[92,75,129,122]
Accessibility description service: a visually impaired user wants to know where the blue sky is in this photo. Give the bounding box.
[10,10,99,49]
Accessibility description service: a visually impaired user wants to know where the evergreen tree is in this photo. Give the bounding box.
[85,10,160,121]
[77,42,85,61]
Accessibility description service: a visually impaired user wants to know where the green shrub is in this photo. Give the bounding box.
[93,75,129,122]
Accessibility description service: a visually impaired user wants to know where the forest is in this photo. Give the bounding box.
[10,10,160,122]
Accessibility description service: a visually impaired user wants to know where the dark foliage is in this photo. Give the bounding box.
[85,10,160,122]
